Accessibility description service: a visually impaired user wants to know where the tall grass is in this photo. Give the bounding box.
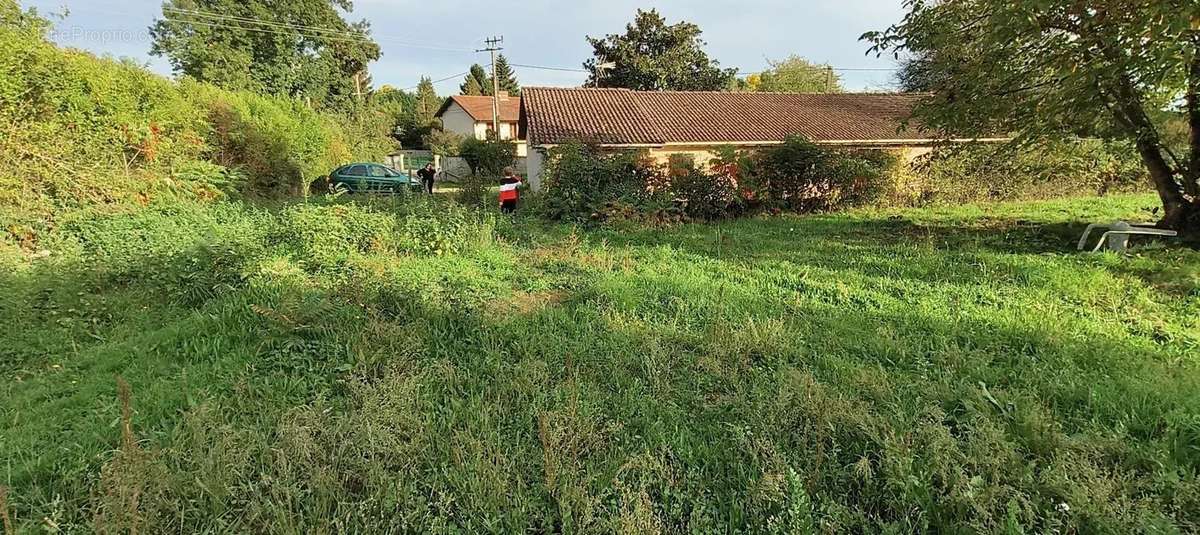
[2,3,1196,532]
[2,193,1197,533]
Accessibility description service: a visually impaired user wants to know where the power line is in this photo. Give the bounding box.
[508,62,898,75]
[401,67,487,91]
[510,63,587,73]
[736,67,898,73]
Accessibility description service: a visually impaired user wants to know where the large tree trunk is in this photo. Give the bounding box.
[1172,36,1200,240]
[1094,33,1200,239]
[1106,73,1200,238]
[1131,137,1200,238]
[1187,36,1200,198]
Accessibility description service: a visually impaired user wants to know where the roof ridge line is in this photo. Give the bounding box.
[524,86,631,92]
[525,87,925,97]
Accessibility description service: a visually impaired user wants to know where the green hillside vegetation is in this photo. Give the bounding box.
[0,1,392,248]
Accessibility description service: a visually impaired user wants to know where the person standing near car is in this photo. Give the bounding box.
[499,167,524,214]
[417,162,437,194]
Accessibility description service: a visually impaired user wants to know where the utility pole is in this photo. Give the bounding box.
[826,66,834,93]
[476,36,504,137]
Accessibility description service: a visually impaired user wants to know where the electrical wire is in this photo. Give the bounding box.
[400,66,491,91]
[509,63,587,73]
[509,62,897,75]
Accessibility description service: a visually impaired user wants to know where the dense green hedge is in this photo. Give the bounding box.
[536,137,905,224]
[0,1,392,244]
[911,140,1147,204]
[535,137,1149,225]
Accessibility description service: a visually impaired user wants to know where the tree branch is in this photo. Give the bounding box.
[1186,33,1200,196]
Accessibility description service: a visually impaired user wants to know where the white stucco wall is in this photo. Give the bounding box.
[441,102,525,146]
[527,148,546,191]
[440,103,477,140]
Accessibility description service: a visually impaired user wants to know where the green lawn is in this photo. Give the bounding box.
[2,194,1198,533]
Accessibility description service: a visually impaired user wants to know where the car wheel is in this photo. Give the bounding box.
[329,182,350,195]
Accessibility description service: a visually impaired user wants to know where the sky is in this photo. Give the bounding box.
[23,0,909,94]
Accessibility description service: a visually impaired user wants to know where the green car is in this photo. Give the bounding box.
[327,163,421,194]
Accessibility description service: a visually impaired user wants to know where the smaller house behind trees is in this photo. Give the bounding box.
[436,93,526,156]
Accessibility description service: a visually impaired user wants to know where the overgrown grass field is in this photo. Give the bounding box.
[2,194,1198,533]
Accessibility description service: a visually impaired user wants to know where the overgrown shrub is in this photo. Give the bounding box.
[423,129,464,157]
[0,4,392,245]
[187,82,392,199]
[271,203,399,271]
[456,173,489,208]
[459,138,517,176]
[588,199,687,228]
[756,136,901,212]
[537,141,664,223]
[538,137,901,224]
[666,154,741,220]
[914,139,1147,204]
[396,197,496,256]
[0,7,211,234]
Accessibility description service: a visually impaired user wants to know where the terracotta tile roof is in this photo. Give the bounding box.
[521,87,931,146]
[437,94,521,123]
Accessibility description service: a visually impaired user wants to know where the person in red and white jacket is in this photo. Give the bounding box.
[498,167,524,213]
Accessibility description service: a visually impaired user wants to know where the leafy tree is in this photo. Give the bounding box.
[461,72,484,96]
[493,54,520,95]
[352,69,373,100]
[414,76,440,127]
[149,0,380,112]
[459,137,516,176]
[461,64,488,95]
[367,85,410,140]
[369,84,426,149]
[0,0,46,34]
[460,58,519,96]
[389,77,442,149]
[584,9,735,91]
[894,52,940,93]
[864,0,1200,234]
[738,73,763,92]
[740,55,843,93]
[423,129,464,157]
